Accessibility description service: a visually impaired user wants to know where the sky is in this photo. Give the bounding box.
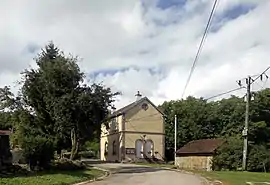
[1,0,270,109]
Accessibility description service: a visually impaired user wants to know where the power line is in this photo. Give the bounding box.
[205,67,270,101]
[250,66,270,85]
[181,0,219,98]
[235,66,270,171]
[205,87,244,101]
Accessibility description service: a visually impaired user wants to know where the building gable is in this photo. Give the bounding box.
[110,97,164,118]
[124,98,164,133]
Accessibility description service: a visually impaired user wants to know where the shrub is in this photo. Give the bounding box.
[78,151,95,159]
[21,135,55,170]
[212,137,243,171]
[247,144,270,172]
[52,159,86,171]
[213,137,270,172]
[0,165,29,176]
[62,151,95,160]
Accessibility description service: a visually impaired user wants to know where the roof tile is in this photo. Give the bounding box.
[0,130,11,135]
[176,139,224,155]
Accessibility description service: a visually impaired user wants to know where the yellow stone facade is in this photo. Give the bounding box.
[100,97,165,162]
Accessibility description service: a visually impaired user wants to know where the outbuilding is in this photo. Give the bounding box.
[0,130,12,169]
[175,139,223,171]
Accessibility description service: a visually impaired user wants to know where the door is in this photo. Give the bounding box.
[144,140,153,158]
[135,139,143,158]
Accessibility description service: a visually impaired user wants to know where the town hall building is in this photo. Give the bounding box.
[100,91,165,162]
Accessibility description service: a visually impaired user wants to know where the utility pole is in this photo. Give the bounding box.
[237,76,251,171]
[237,67,270,171]
[174,114,177,165]
[243,76,251,171]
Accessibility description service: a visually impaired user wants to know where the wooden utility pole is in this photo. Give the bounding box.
[242,76,251,171]
[237,66,270,171]
[174,115,177,165]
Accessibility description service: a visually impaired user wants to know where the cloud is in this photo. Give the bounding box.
[0,0,270,109]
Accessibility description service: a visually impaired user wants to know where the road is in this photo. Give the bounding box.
[87,163,204,185]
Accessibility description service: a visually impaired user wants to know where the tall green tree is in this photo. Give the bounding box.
[21,42,119,159]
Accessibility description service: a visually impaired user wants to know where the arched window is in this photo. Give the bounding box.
[135,139,143,158]
[104,142,108,155]
[112,140,117,155]
[144,140,154,157]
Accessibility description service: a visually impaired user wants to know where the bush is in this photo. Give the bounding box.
[21,135,55,170]
[247,144,270,172]
[52,159,86,171]
[213,137,270,172]
[79,151,95,159]
[0,165,30,176]
[62,151,95,160]
[212,137,243,171]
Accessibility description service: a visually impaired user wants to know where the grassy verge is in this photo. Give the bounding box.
[0,168,105,185]
[135,163,270,185]
[195,171,270,185]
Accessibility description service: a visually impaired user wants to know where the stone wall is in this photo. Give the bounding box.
[175,155,213,171]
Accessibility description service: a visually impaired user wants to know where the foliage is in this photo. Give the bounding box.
[20,42,119,160]
[212,137,243,171]
[0,42,119,170]
[20,135,55,170]
[247,144,270,172]
[51,159,86,171]
[161,88,270,171]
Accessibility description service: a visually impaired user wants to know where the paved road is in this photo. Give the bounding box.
[87,163,204,185]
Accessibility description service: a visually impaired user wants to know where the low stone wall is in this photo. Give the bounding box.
[175,156,212,171]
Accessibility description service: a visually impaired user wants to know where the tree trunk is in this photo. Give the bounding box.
[70,128,79,160]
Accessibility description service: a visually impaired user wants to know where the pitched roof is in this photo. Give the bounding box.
[110,97,164,118]
[176,139,224,155]
[0,130,11,135]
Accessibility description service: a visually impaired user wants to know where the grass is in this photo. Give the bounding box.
[135,163,270,185]
[0,168,104,185]
[195,171,270,185]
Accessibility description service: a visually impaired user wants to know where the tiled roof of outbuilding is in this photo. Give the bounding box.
[176,139,224,155]
[0,130,11,135]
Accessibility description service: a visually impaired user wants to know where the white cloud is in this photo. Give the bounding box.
[0,0,270,109]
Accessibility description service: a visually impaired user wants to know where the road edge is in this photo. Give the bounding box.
[73,166,111,185]
[134,164,211,185]
[160,167,211,185]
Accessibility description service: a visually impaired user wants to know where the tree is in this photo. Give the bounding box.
[21,42,119,160]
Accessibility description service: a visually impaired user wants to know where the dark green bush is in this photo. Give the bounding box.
[247,144,270,172]
[78,151,95,159]
[213,137,270,172]
[212,137,243,171]
[21,135,55,170]
[52,159,86,171]
[62,151,95,160]
[0,165,30,177]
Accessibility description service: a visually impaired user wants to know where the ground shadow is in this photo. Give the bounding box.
[82,159,118,165]
[0,165,98,180]
[112,166,169,174]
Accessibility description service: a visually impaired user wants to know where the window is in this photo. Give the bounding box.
[135,139,143,158]
[144,140,154,157]
[112,140,117,155]
[141,103,149,111]
[104,142,108,155]
[110,118,118,132]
